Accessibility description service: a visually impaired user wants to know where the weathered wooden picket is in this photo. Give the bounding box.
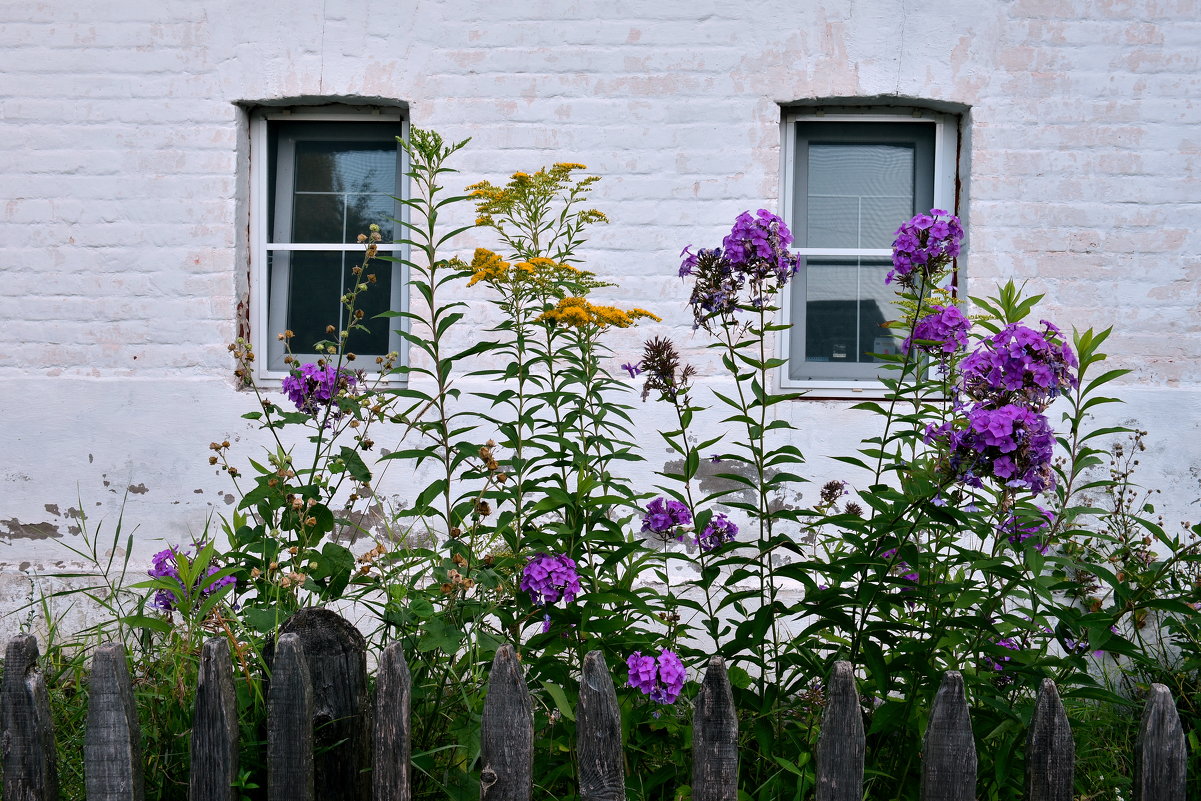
[1,608,1189,801]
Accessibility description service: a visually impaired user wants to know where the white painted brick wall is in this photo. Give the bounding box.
[2,0,1200,633]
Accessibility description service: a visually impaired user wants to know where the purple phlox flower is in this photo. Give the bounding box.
[695,513,738,552]
[681,210,798,330]
[541,613,552,634]
[520,553,581,607]
[959,322,1078,411]
[886,209,964,287]
[147,546,236,613]
[678,246,700,277]
[627,649,686,705]
[926,404,1057,495]
[903,304,971,357]
[281,362,359,419]
[1063,630,1109,659]
[621,361,643,379]
[983,636,1023,677]
[722,209,800,286]
[641,497,692,537]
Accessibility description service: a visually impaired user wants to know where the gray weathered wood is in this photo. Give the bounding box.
[1133,683,1186,801]
[479,644,532,801]
[268,633,313,801]
[190,637,240,801]
[576,650,624,801]
[816,661,864,801]
[372,642,411,801]
[692,656,737,801]
[1026,679,1073,801]
[84,643,144,801]
[2,634,59,801]
[920,671,975,801]
[272,608,371,801]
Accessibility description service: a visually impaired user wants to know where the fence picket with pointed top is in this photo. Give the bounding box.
[2,634,59,801]
[6,625,1198,800]
[816,660,864,801]
[479,644,532,801]
[271,607,370,801]
[1133,683,1186,801]
[692,656,737,801]
[373,642,412,801]
[921,671,974,801]
[268,633,313,801]
[190,637,239,801]
[1025,678,1073,801]
[84,642,144,801]
[576,650,624,801]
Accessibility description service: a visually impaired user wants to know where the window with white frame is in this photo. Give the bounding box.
[780,109,959,391]
[250,108,407,378]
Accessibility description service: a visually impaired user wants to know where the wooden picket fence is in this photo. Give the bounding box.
[0,608,1190,801]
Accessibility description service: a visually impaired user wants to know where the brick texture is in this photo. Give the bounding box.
[1,0,1199,582]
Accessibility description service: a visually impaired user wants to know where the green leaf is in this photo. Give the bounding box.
[541,681,577,721]
[338,446,373,483]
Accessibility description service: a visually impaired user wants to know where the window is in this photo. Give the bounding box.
[249,108,407,378]
[780,109,959,392]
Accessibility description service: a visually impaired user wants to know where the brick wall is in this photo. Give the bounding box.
[2,0,1199,628]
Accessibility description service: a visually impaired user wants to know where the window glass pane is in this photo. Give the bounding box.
[294,141,397,194]
[802,257,902,364]
[346,193,399,244]
[292,194,344,243]
[807,144,914,249]
[343,253,394,356]
[271,133,401,244]
[271,250,344,352]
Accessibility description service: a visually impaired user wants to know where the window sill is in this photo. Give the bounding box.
[778,377,892,400]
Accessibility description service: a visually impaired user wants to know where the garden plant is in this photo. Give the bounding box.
[11,128,1201,801]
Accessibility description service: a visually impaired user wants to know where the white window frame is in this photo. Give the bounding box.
[249,108,410,383]
[778,108,959,398]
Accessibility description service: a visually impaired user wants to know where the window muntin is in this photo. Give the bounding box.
[780,111,958,391]
[251,112,408,378]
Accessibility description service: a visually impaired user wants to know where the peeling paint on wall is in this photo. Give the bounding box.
[0,518,63,540]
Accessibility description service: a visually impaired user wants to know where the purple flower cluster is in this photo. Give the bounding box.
[960,322,1078,411]
[722,209,799,285]
[679,210,799,331]
[886,209,964,287]
[903,304,971,357]
[695,514,738,552]
[641,497,692,537]
[147,546,236,612]
[626,649,686,704]
[898,291,1077,497]
[925,404,1057,493]
[519,553,580,607]
[281,362,358,417]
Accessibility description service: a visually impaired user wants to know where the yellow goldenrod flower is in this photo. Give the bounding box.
[536,297,661,329]
[467,248,511,287]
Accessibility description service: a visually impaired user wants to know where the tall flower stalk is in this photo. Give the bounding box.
[678,210,804,705]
